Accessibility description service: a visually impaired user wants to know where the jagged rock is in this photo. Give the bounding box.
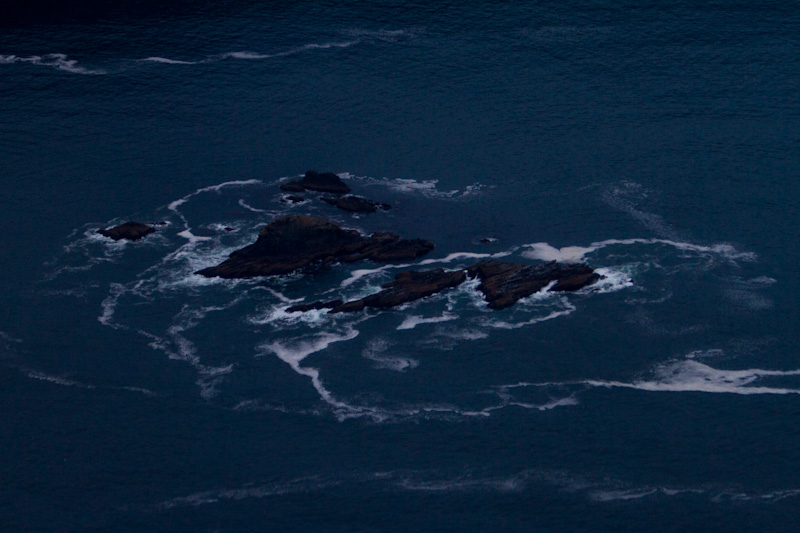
[322,195,391,213]
[98,221,155,241]
[329,268,467,313]
[281,194,306,204]
[286,299,344,313]
[196,215,434,279]
[467,260,601,309]
[280,170,351,194]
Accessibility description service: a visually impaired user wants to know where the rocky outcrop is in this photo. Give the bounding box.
[287,268,467,314]
[196,215,434,279]
[280,170,351,194]
[322,195,391,213]
[467,260,601,309]
[98,221,155,241]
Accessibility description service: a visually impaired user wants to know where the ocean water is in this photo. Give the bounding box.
[1,1,799,530]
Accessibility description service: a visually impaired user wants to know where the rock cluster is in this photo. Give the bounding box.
[196,215,434,279]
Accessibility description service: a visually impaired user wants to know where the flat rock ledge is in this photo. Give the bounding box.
[196,215,434,279]
[322,195,391,213]
[98,221,155,241]
[280,170,351,194]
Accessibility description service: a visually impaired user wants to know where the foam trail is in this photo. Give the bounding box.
[260,329,364,411]
[488,301,576,330]
[221,41,358,61]
[397,312,457,330]
[0,53,105,74]
[522,238,756,263]
[519,360,800,396]
[167,179,262,212]
[586,360,800,395]
[139,57,197,65]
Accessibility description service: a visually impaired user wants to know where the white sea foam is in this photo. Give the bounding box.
[167,179,263,212]
[522,238,756,263]
[397,312,457,330]
[238,198,271,213]
[23,369,95,389]
[0,53,105,74]
[139,56,197,65]
[487,299,576,330]
[580,267,634,294]
[259,328,363,411]
[521,358,800,397]
[361,338,418,372]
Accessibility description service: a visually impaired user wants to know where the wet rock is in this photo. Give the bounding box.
[279,170,351,194]
[98,221,155,241]
[322,195,391,213]
[282,195,306,204]
[196,215,434,279]
[467,260,601,309]
[329,268,467,313]
[286,299,344,313]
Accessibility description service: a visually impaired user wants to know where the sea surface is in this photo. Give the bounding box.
[1,1,799,531]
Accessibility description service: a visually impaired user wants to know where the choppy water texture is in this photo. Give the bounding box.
[2,2,799,531]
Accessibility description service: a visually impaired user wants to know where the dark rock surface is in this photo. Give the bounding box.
[467,260,601,309]
[322,195,391,213]
[196,215,434,279]
[282,195,306,204]
[280,170,351,194]
[98,221,155,241]
[329,268,467,313]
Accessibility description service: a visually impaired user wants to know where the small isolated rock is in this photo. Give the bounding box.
[280,170,351,194]
[322,195,391,213]
[98,221,155,241]
[282,195,306,204]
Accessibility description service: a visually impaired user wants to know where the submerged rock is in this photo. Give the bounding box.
[286,299,344,313]
[280,170,351,194]
[196,215,434,279]
[329,268,467,313]
[322,195,391,213]
[467,260,601,309]
[98,221,155,241]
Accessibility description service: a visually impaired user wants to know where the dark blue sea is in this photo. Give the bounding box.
[2,2,799,531]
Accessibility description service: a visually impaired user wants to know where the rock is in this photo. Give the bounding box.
[467,260,601,309]
[329,268,467,313]
[321,195,391,213]
[196,215,434,279]
[279,170,351,194]
[286,299,344,313]
[98,221,155,241]
[282,195,306,204]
